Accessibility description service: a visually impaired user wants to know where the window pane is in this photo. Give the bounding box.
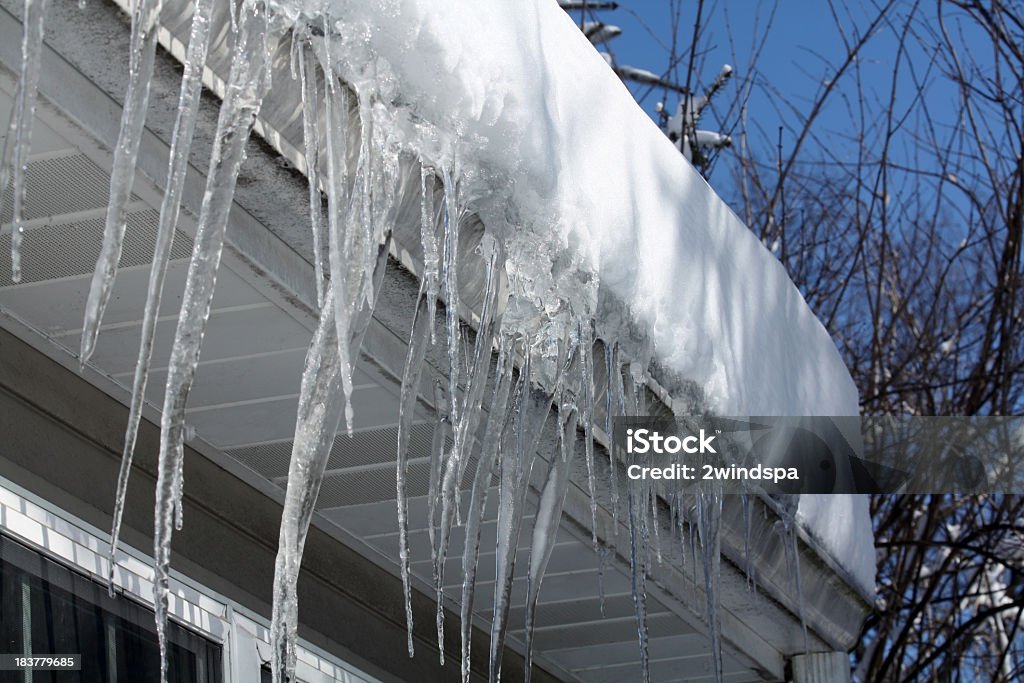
[0,534,221,683]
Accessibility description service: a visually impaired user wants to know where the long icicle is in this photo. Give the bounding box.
[522,333,579,682]
[435,238,501,640]
[80,0,164,362]
[455,243,503,489]
[490,351,529,683]
[697,486,724,683]
[152,5,277,680]
[628,471,651,683]
[396,279,435,657]
[297,36,326,306]
[440,166,461,426]
[490,349,554,683]
[420,164,440,316]
[270,232,389,683]
[428,379,451,665]
[605,340,622,531]
[3,0,49,283]
[333,94,385,435]
[579,319,599,550]
[350,231,391,356]
[430,167,461,634]
[322,60,358,435]
[460,334,515,683]
[524,401,579,683]
[778,508,809,651]
[107,0,215,596]
[651,486,663,565]
[741,493,756,592]
[270,288,345,683]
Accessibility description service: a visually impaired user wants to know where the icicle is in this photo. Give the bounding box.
[627,475,651,683]
[107,0,215,596]
[432,236,499,598]
[490,350,552,683]
[579,319,599,550]
[435,237,501,663]
[80,0,163,362]
[741,492,756,593]
[778,510,809,650]
[367,111,399,268]
[271,193,389,683]
[152,4,277,680]
[605,341,622,529]
[297,36,327,307]
[427,380,450,665]
[2,0,49,283]
[672,491,686,568]
[440,166,461,425]
[228,0,239,36]
[288,27,301,80]
[597,542,610,617]
[275,234,388,683]
[651,487,663,565]
[420,165,440,319]
[351,235,390,355]
[523,397,579,683]
[622,361,639,417]
[688,510,699,594]
[490,383,527,683]
[396,282,434,658]
[460,335,514,683]
[269,289,346,683]
[630,359,648,415]
[332,92,393,434]
[448,239,501,482]
[322,66,358,435]
[696,486,724,683]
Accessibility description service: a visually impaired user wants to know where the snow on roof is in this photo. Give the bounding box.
[303,0,860,419]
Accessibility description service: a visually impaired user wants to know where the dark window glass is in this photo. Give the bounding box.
[0,533,222,682]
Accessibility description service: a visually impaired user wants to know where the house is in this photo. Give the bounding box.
[0,1,873,681]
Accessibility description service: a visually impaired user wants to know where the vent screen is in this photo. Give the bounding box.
[0,210,194,285]
[1,152,194,286]
[2,153,131,223]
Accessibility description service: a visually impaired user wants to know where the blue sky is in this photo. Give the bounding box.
[562,1,971,170]
[567,2,852,130]
[559,0,1001,290]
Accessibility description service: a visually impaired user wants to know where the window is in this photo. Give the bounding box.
[0,534,222,682]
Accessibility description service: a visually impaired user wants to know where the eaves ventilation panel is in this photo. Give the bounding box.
[0,153,115,223]
[0,210,194,284]
[1,153,194,285]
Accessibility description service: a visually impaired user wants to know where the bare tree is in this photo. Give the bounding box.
[725,1,1024,679]
[568,0,1024,679]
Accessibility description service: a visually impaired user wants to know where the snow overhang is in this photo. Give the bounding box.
[0,0,874,681]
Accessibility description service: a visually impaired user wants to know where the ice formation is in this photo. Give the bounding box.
[1,1,869,682]
[1,0,47,283]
